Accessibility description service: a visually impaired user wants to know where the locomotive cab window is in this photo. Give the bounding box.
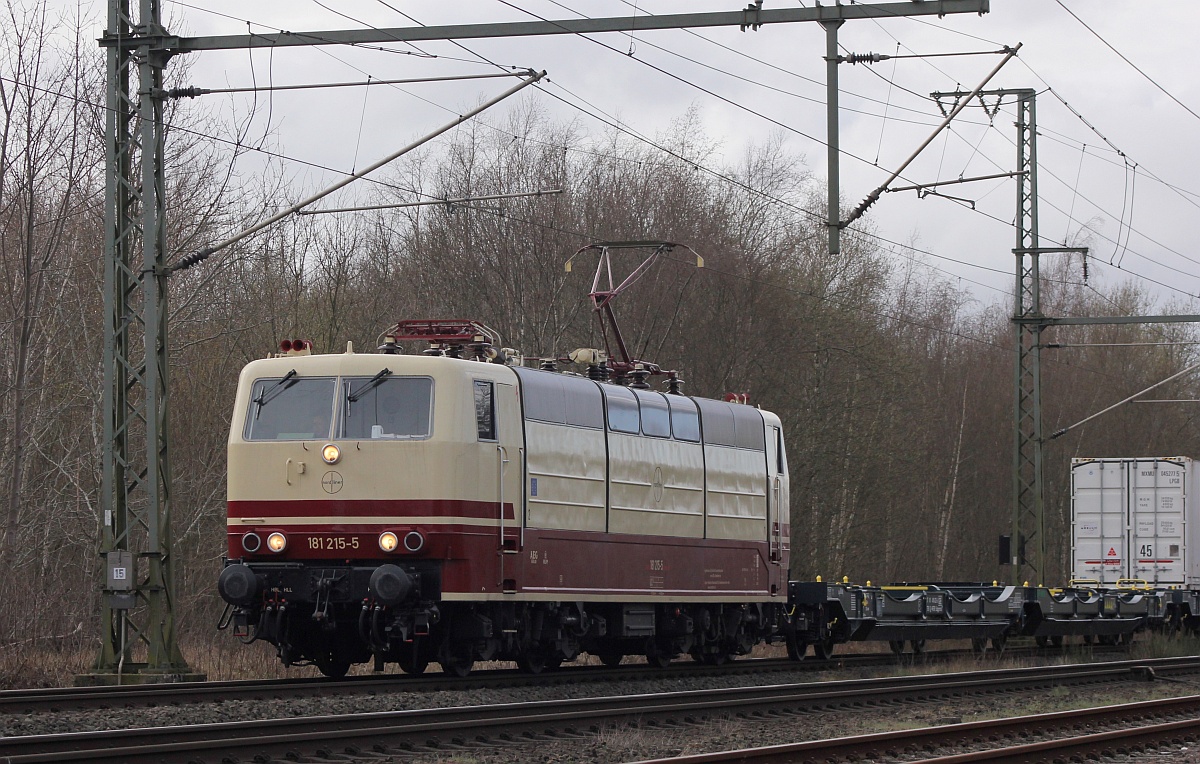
[244,375,337,441]
[474,380,496,441]
[339,376,433,440]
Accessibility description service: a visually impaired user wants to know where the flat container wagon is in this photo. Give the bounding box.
[1071,457,1194,586]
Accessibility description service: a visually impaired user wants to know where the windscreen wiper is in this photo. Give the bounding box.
[252,369,298,418]
[348,368,392,404]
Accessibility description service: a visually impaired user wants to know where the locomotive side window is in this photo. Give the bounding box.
[339,376,433,439]
[474,380,496,441]
[244,376,336,441]
[603,385,640,434]
[731,405,767,451]
[518,368,566,423]
[633,389,670,438]
[514,367,603,428]
[563,376,604,428]
[694,398,735,446]
[668,396,700,442]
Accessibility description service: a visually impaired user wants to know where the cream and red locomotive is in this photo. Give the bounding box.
[217,316,791,677]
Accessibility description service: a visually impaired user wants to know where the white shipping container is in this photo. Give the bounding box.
[1071,457,1194,586]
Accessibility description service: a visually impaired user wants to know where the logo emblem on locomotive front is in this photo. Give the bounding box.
[321,471,344,494]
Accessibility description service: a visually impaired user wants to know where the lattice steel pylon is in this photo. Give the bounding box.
[1009,89,1044,584]
[84,0,201,684]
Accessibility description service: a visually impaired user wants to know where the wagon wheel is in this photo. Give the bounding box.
[990,636,1007,655]
[970,638,987,655]
[812,637,835,661]
[598,653,624,667]
[889,640,905,656]
[910,640,926,656]
[1035,635,1049,648]
[1051,635,1064,648]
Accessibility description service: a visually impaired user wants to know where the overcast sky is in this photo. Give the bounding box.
[122,0,1200,312]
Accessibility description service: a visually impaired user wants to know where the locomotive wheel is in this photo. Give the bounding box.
[889,640,905,655]
[316,657,351,679]
[440,658,473,678]
[812,638,835,661]
[516,650,549,674]
[398,655,429,675]
[786,636,807,661]
[598,653,623,667]
[646,651,672,669]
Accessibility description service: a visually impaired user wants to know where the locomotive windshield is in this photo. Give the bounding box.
[339,376,433,439]
[244,376,337,440]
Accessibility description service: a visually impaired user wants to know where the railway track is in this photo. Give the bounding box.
[1,656,1197,763]
[631,692,1200,763]
[0,643,1123,715]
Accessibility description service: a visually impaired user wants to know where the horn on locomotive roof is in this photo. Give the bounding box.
[564,241,703,384]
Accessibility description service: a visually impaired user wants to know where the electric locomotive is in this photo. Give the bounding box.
[218,319,791,677]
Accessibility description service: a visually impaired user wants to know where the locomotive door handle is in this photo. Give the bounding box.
[285,458,306,486]
[518,447,526,549]
[770,476,783,563]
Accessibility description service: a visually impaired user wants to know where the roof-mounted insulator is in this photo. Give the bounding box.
[665,371,684,395]
[377,335,403,355]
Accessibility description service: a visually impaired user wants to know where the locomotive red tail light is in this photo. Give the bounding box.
[280,339,293,352]
[403,531,425,553]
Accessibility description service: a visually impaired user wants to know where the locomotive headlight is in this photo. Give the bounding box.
[266,532,287,553]
[321,443,341,464]
[378,531,399,553]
